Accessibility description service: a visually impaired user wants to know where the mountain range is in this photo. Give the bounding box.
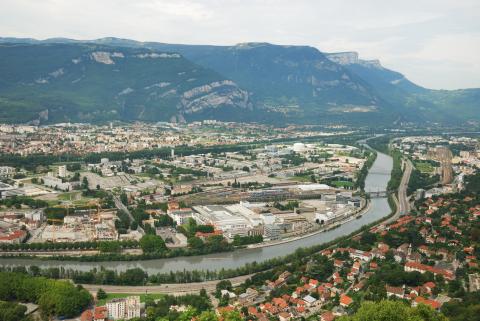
[0,37,478,125]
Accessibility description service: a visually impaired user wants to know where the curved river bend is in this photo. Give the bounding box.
[0,152,393,274]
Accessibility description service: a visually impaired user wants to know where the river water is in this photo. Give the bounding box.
[0,151,393,274]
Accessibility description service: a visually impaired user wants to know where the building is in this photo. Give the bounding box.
[339,294,353,308]
[80,306,108,321]
[168,208,193,225]
[95,223,117,241]
[264,224,281,240]
[106,296,141,320]
[404,261,455,280]
[0,166,15,178]
[43,174,72,191]
[58,165,67,178]
[0,230,27,244]
[192,205,252,239]
[0,182,15,199]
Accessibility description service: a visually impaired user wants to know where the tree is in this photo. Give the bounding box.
[81,177,89,190]
[98,242,121,253]
[96,288,107,300]
[120,192,128,206]
[139,234,166,253]
[221,311,242,321]
[188,237,204,249]
[338,300,448,321]
[215,280,232,299]
[198,311,218,321]
[0,301,29,321]
[130,221,138,230]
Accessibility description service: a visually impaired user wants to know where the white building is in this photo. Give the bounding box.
[0,166,15,178]
[106,296,141,320]
[192,205,251,239]
[43,175,72,191]
[58,165,67,178]
[168,209,193,225]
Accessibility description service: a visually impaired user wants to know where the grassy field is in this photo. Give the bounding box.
[414,161,435,174]
[97,293,165,306]
[331,181,354,188]
[56,191,98,206]
[289,175,314,182]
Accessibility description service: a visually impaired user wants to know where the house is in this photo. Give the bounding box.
[334,259,344,268]
[216,306,235,317]
[272,297,288,310]
[195,230,223,240]
[404,261,455,280]
[309,279,319,288]
[320,311,335,321]
[340,294,353,308]
[278,312,291,321]
[80,310,93,321]
[351,261,362,274]
[94,307,108,321]
[0,230,27,244]
[386,285,405,299]
[353,280,365,292]
[422,282,436,294]
[413,297,441,310]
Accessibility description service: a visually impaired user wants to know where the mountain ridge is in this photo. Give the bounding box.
[0,36,478,125]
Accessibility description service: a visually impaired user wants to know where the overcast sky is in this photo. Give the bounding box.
[1,0,479,89]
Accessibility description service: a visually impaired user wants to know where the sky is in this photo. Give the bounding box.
[1,0,479,90]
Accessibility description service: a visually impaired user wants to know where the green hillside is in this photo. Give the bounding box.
[0,43,251,124]
[0,37,478,125]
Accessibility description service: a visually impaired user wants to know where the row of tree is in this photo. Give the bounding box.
[0,239,138,252]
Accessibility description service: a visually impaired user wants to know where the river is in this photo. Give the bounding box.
[0,151,393,274]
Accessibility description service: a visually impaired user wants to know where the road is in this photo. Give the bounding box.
[113,194,145,235]
[397,159,413,216]
[82,274,253,296]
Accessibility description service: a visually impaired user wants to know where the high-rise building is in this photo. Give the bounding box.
[58,165,67,178]
[106,296,141,320]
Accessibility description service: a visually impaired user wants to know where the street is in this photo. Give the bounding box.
[82,274,253,296]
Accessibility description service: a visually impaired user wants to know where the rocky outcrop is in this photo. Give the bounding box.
[325,52,382,69]
[179,80,250,114]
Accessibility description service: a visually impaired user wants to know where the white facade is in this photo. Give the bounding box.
[43,175,72,191]
[192,205,251,238]
[106,296,140,320]
[169,209,193,225]
[0,166,15,178]
[58,165,67,178]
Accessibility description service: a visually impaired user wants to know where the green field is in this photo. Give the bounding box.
[97,293,165,306]
[414,161,435,174]
[56,191,97,206]
[290,175,314,182]
[331,181,354,188]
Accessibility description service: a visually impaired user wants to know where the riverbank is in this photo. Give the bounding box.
[0,194,398,288]
[0,200,372,260]
[247,199,372,250]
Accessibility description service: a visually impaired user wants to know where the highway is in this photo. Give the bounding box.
[397,159,413,216]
